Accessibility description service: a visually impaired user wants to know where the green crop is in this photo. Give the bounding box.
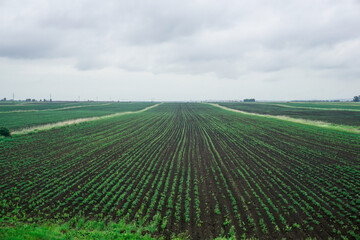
[0,103,359,239]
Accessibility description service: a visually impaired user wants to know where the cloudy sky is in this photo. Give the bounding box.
[0,0,359,101]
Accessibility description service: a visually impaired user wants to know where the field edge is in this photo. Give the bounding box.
[208,103,360,134]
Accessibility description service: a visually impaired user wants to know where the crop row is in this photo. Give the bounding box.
[0,103,359,239]
[0,102,156,130]
[217,102,360,126]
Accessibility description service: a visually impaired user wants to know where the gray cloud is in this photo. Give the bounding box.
[0,0,359,100]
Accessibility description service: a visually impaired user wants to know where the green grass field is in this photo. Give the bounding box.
[1,103,359,239]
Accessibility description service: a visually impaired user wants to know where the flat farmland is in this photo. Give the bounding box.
[0,103,359,239]
[0,102,156,131]
[217,102,360,127]
[271,102,360,111]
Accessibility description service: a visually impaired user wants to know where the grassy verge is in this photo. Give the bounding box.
[0,216,240,239]
[0,218,159,240]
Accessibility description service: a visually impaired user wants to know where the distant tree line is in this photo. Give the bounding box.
[243,98,255,102]
[353,95,360,102]
[0,98,53,102]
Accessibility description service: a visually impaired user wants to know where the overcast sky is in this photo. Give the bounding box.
[0,0,359,101]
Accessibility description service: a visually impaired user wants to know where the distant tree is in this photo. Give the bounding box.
[244,98,255,102]
[353,95,360,102]
[0,127,11,137]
